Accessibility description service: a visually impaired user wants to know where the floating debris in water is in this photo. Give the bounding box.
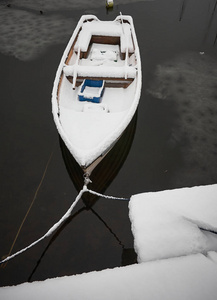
[106,0,114,8]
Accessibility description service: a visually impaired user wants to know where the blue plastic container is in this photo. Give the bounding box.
[78,79,105,103]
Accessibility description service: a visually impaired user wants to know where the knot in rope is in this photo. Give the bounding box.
[83,172,92,186]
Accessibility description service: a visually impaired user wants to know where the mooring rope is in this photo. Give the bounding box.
[0,177,129,265]
[0,185,87,265]
[1,150,54,269]
[87,188,129,201]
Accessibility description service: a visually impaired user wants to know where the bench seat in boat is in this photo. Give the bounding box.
[63,64,136,79]
[74,21,134,54]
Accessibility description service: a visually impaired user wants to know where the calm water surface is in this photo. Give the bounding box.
[1,0,217,286]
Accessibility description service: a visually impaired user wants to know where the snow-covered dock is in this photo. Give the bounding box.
[1,184,217,299]
[129,184,217,263]
[1,252,217,300]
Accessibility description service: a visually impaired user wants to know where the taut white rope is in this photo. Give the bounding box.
[0,185,87,265]
[87,188,129,201]
[0,182,129,265]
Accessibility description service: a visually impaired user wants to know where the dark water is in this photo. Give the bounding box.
[1,0,217,287]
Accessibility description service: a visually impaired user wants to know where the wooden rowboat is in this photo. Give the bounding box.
[52,14,141,175]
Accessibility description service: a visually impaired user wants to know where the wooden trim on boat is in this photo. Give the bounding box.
[57,27,82,101]
[57,17,137,94]
[82,136,121,175]
[82,154,105,175]
[91,35,120,46]
[57,16,137,101]
[65,28,81,64]
[66,76,134,88]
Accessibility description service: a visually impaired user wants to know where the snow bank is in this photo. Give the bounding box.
[1,253,217,300]
[129,184,217,263]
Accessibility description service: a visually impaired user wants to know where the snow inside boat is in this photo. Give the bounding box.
[52,14,142,173]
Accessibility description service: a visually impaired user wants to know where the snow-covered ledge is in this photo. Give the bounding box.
[1,184,217,299]
[1,253,217,300]
[129,184,217,263]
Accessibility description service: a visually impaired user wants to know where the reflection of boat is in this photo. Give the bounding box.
[28,116,137,278]
[59,113,137,207]
[52,14,141,174]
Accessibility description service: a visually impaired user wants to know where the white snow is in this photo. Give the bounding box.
[80,85,102,98]
[90,48,118,61]
[63,64,136,78]
[129,184,217,263]
[60,106,126,150]
[74,20,134,53]
[1,184,217,299]
[1,253,217,300]
[58,77,137,167]
[83,103,109,113]
[57,70,137,166]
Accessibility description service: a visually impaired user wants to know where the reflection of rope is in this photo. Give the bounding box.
[90,208,125,249]
[1,150,54,269]
[0,176,129,265]
[28,207,87,282]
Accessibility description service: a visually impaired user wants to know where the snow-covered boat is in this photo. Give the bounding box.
[60,113,137,206]
[52,14,141,174]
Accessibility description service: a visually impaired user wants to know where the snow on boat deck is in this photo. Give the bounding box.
[1,184,217,299]
[58,74,137,164]
[59,74,136,112]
